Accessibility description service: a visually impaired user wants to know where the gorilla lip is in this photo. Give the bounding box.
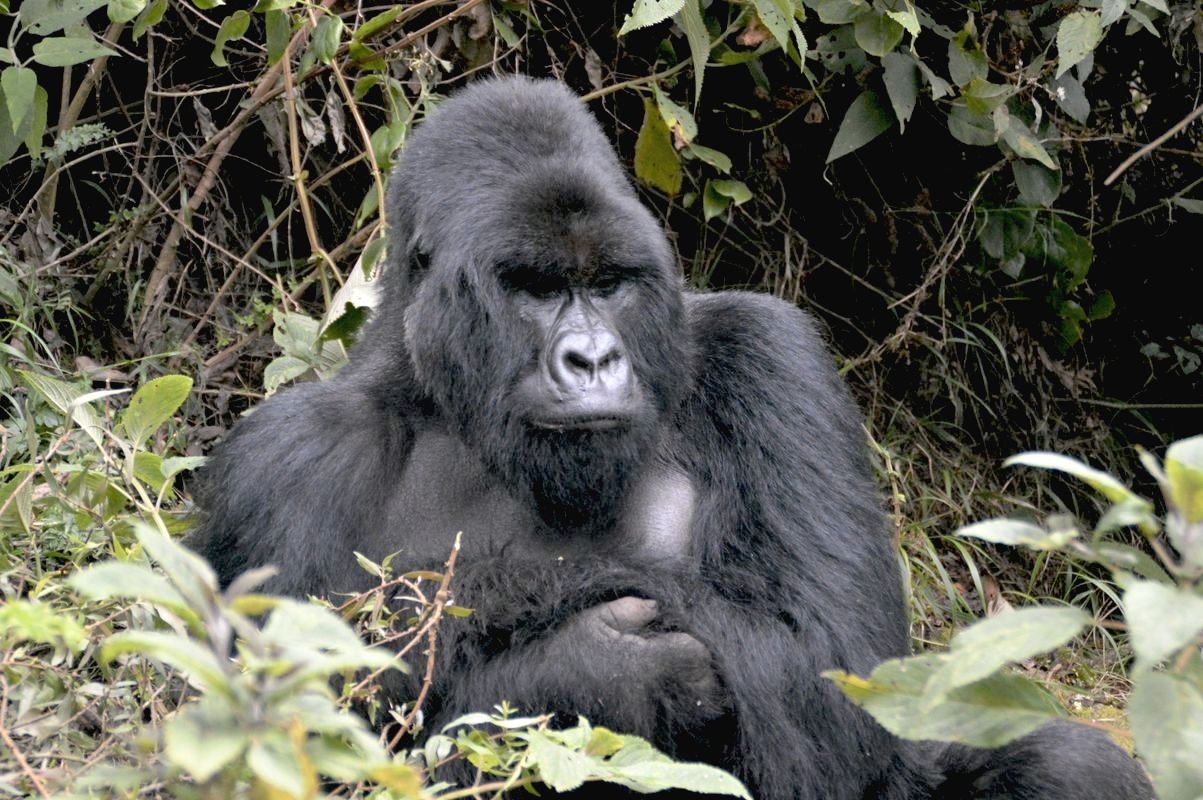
[528,415,630,432]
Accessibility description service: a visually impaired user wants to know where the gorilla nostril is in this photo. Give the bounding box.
[565,351,594,374]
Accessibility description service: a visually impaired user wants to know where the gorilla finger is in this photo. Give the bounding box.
[593,596,659,634]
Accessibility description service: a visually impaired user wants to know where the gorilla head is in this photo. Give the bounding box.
[379,78,691,530]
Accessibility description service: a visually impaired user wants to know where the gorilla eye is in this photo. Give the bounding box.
[498,265,567,299]
[592,273,625,296]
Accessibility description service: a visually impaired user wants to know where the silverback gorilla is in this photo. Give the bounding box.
[195,77,1152,799]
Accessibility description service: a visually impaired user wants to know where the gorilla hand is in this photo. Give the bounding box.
[550,596,728,718]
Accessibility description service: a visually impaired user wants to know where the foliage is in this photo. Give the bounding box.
[0,360,750,797]
[827,435,1203,800]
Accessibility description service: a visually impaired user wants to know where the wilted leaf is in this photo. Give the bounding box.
[826,90,891,163]
[635,99,682,195]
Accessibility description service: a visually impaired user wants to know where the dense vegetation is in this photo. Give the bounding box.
[1,0,1200,797]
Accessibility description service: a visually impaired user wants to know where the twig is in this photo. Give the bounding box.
[1104,103,1203,186]
[0,676,51,797]
[389,533,462,748]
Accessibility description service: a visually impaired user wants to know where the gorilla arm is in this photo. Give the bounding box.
[670,291,928,800]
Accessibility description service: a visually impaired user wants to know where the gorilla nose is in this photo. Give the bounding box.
[549,330,629,393]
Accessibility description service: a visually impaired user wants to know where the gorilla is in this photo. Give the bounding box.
[195,77,1152,799]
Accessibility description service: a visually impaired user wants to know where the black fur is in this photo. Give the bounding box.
[194,77,1152,800]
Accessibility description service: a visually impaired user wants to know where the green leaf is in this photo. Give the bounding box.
[1005,451,1142,505]
[962,79,1011,115]
[1086,289,1115,321]
[948,32,987,87]
[653,85,697,144]
[132,0,166,39]
[120,375,192,448]
[1137,0,1169,14]
[618,0,685,35]
[804,0,870,25]
[1012,160,1062,207]
[1100,0,1130,26]
[853,12,903,57]
[1128,673,1203,800]
[311,14,344,65]
[881,52,921,131]
[1171,198,1203,215]
[527,732,593,792]
[1166,435,1203,523]
[353,6,405,41]
[265,9,291,65]
[750,0,806,62]
[69,561,198,624]
[957,518,1072,550]
[2,67,37,134]
[1056,11,1103,79]
[997,111,1058,171]
[827,655,1062,748]
[20,0,108,35]
[1052,73,1090,124]
[1124,581,1203,666]
[825,90,891,163]
[926,607,1091,700]
[978,208,1035,261]
[108,0,146,23]
[31,36,118,67]
[161,455,207,480]
[916,59,951,100]
[886,8,920,37]
[676,0,710,101]
[134,522,218,609]
[946,101,995,146]
[22,86,46,159]
[0,599,88,651]
[634,98,682,196]
[252,0,294,9]
[602,736,751,796]
[703,183,729,221]
[710,179,752,204]
[211,10,251,67]
[683,143,731,173]
[164,698,249,781]
[17,369,109,449]
[248,730,311,798]
[101,631,232,697]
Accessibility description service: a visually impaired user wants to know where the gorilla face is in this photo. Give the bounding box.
[400,171,690,531]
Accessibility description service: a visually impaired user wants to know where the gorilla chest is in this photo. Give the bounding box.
[382,431,697,564]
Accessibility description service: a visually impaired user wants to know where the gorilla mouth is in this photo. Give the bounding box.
[528,415,632,432]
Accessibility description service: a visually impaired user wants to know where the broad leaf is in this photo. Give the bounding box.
[69,561,198,625]
[31,36,118,67]
[1056,11,1103,78]
[211,10,251,67]
[120,375,192,448]
[1166,435,1203,523]
[101,631,232,697]
[826,90,891,163]
[108,0,147,23]
[1012,161,1062,207]
[164,698,249,781]
[853,12,903,58]
[1128,673,1203,800]
[634,98,682,195]
[881,52,920,131]
[957,518,1072,550]
[619,0,685,35]
[926,606,1091,700]
[1,67,37,134]
[1005,451,1143,505]
[1125,581,1203,666]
